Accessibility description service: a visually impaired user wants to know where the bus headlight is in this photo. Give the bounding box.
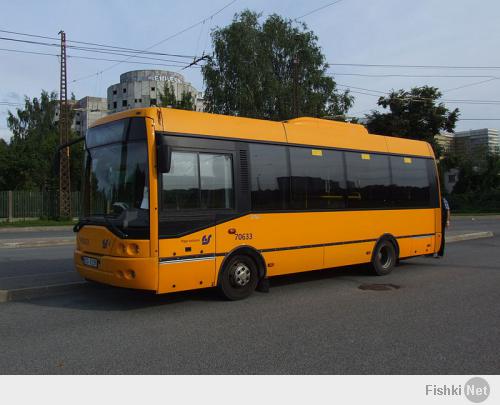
[126,243,140,255]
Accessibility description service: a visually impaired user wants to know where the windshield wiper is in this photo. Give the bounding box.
[73,216,127,238]
[103,214,128,239]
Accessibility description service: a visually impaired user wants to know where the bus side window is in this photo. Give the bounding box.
[345,152,391,209]
[289,147,346,210]
[249,144,290,211]
[390,156,430,208]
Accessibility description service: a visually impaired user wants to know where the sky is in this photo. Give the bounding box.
[1,0,500,141]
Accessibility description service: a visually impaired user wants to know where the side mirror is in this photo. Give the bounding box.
[155,134,171,173]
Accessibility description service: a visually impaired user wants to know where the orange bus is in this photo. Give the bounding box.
[74,107,442,300]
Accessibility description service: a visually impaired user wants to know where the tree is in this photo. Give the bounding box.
[452,152,500,194]
[2,90,83,191]
[202,10,353,121]
[365,86,459,154]
[0,138,9,190]
[159,82,195,110]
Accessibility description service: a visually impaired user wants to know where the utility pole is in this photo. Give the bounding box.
[292,56,299,118]
[58,30,71,219]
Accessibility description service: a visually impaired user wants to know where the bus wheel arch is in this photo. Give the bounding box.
[218,246,267,282]
[370,234,399,276]
[217,246,266,300]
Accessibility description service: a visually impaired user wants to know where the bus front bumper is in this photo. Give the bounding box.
[74,250,158,291]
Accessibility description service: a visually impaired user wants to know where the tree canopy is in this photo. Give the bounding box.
[159,82,195,110]
[365,86,459,154]
[202,10,353,121]
[1,91,83,191]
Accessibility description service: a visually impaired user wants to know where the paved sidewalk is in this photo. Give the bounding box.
[0,236,75,249]
[0,225,73,233]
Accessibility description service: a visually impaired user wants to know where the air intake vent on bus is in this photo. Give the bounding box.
[239,149,249,193]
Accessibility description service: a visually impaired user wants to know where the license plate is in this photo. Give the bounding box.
[82,256,98,268]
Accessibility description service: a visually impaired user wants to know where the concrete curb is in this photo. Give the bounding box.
[0,226,74,233]
[0,281,87,303]
[0,237,75,249]
[447,231,494,243]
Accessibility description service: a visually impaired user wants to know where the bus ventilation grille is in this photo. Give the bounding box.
[239,150,249,193]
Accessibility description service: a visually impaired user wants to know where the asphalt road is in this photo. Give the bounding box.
[449,215,500,233]
[0,217,498,374]
[0,245,79,290]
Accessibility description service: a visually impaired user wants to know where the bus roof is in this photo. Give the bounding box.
[91,107,435,158]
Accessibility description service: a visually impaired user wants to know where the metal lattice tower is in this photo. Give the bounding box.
[58,30,71,218]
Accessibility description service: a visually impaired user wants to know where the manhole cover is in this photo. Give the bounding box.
[358,283,401,291]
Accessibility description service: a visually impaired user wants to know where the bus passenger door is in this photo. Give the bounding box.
[157,213,217,294]
[156,146,237,294]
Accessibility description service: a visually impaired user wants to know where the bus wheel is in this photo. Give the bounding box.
[371,240,397,276]
[218,255,259,300]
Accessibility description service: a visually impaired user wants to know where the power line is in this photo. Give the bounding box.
[69,54,201,69]
[0,47,201,70]
[0,47,59,57]
[330,72,499,79]
[0,28,196,58]
[335,83,500,105]
[329,71,500,95]
[0,100,23,105]
[329,62,500,70]
[294,0,343,20]
[73,0,237,82]
[0,36,196,64]
[443,77,500,93]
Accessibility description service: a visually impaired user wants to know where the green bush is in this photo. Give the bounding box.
[447,188,500,213]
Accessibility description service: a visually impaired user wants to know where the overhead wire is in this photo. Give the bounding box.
[0,36,197,64]
[0,29,195,58]
[0,47,201,69]
[294,0,343,20]
[328,62,500,70]
[329,72,499,79]
[72,0,237,81]
[334,83,500,105]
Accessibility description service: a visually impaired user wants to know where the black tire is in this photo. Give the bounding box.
[371,239,397,276]
[218,255,259,300]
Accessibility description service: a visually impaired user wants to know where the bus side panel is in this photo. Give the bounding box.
[215,213,326,279]
[158,260,215,294]
[215,209,436,280]
[157,226,217,294]
[324,242,375,269]
[433,208,442,254]
[407,235,435,257]
[264,247,324,277]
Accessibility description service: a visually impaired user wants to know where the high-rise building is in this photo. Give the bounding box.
[435,128,500,193]
[54,96,108,136]
[73,96,108,136]
[435,128,499,159]
[454,128,499,157]
[107,70,204,113]
[434,132,455,155]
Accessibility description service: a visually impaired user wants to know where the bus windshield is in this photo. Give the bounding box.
[82,118,149,238]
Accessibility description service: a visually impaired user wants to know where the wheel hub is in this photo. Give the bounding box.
[378,246,392,269]
[230,263,251,287]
